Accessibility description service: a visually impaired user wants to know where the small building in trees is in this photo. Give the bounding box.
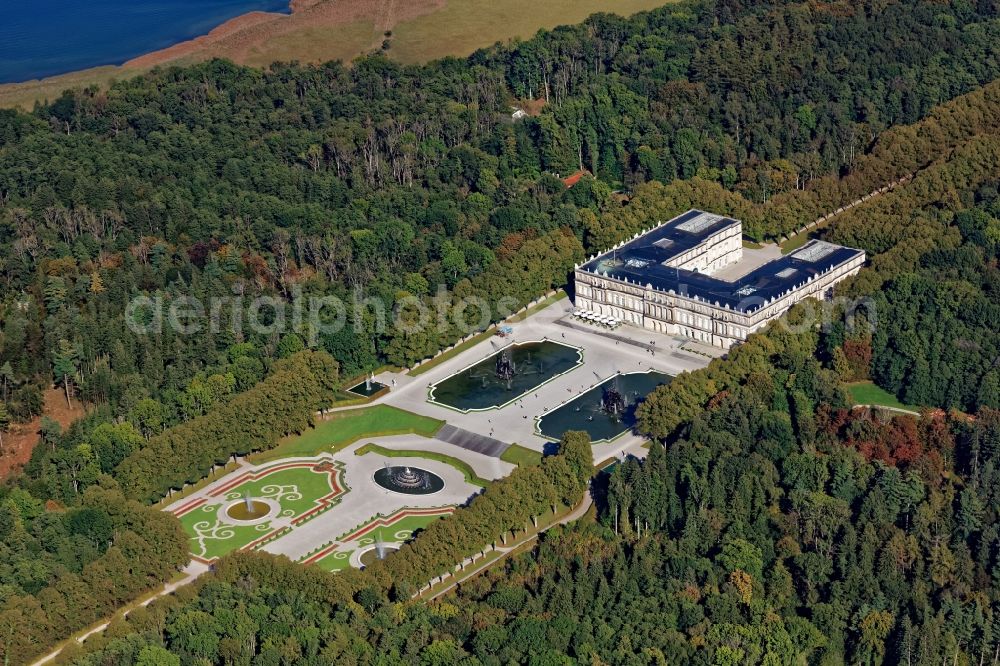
[573,209,865,349]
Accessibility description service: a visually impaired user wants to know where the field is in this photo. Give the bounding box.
[384,0,672,64]
[847,381,920,413]
[253,405,444,462]
[0,0,674,110]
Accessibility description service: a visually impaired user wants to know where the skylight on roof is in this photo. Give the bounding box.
[625,258,651,269]
[676,212,724,234]
[791,241,837,263]
[653,238,675,249]
[733,285,757,297]
[776,267,798,279]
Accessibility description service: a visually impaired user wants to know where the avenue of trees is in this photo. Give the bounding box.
[0,0,999,663]
[61,432,594,666]
[0,483,188,666]
[1,0,1000,432]
[54,114,1000,666]
[112,349,340,503]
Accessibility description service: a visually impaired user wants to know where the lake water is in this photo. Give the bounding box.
[0,0,291,84]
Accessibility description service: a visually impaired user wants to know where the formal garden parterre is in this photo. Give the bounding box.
[171,458,348,562]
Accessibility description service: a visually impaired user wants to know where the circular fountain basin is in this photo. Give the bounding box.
[225,499,272,521]
[373,466,445,495]
[360,545,400,567]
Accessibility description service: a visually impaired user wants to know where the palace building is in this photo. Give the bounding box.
[572,209,866,349]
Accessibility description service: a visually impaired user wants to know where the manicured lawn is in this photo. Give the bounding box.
[381,511,452,540]
[311,548,354,572]
[500,444,543,467]
[175,461,346,561]
[355,443,490,486]
[847,382,919,412]
[177,507,268,561]
[780,229,817,254]
[308,507,454,572]
[255,405,444,462]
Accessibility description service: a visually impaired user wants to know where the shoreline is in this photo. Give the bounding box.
[2,1,296,87]
[123,1,299,70]
[0,0,671,110]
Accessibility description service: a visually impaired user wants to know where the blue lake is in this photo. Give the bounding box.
[0,0,291,84]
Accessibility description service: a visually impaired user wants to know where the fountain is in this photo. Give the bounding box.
[347,376,386,397]
[360,531,400,567]
[538,372,672,443]
[429,341,582,411]
[226,491,271,521]
[495,349,516,385]
[601,380,627,419]
[373,464,445,495]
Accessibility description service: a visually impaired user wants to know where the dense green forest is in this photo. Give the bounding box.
[1,0,1000,663]
[54,184,1000,665]
[1,0,1000,430]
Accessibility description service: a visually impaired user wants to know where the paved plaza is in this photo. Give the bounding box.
[165,297,711,570]
[375,297,712,463]
[165,435,511,566]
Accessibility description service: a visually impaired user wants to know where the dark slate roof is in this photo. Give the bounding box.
[579,210,865,314]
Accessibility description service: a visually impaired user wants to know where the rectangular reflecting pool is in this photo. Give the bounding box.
[537,371,672,443]
[428,340,582,411]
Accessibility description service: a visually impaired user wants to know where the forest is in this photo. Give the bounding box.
[0,0,999,663]
[1,0,999,429]
[52,183,1000,665]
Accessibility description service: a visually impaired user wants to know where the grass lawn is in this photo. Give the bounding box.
[500,444,543,467]
[847,382,919,412]
[410,329,496,377]
[254,405,444,462]
[308,507,453,572]
[355,443,490,486]
[780,228,817,254]
[177,507,267,561]
[311,548,354,572]
[386,511,453,538]
[176,462,345,561]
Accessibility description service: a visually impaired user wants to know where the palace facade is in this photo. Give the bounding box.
[573,209,866,349]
